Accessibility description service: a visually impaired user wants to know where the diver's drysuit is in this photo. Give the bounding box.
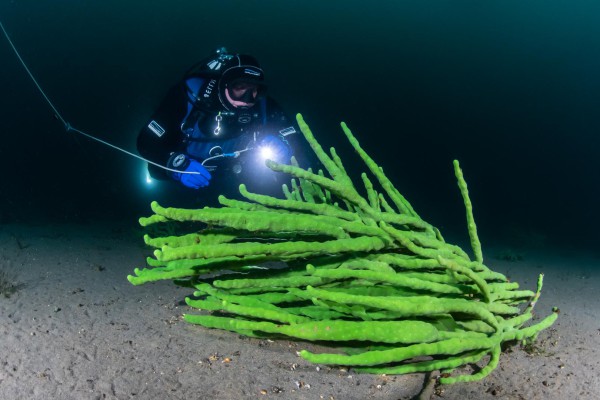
[137,49,303,188]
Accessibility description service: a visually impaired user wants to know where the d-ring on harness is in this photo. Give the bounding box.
[214,112,223,135]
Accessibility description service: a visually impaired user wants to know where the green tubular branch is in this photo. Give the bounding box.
[185,315,440,344]
[486,302,520,316]
[268,305,345,320]
[440,344,501,384]
[127,254,271,285]
[362,173,380,210]
[502,311,533,331]
[192,283,280,311]
[299,335,499,366]
[493,289,536,302]
[186,297,310,324]
[378,194,396,214]
[488,281,520,292]
[150,202,351,239]
[453,160,483,263]
[213,274,328,289]
[340,121,418,218]
[282,182,296,201]
[319,285,424,299]
[370,253,442,270]
[245,291,303,305]
[455,320,496,334]
[524,273,544,314]
[355,349,488,375]
[329,147,351,183]
[339,259,396,274]
[127,267,199,285]
[155,236,388,262]
[217,196,272,212]
[502,310,559,342]
[139,214,168,226]
[144,231,238,248]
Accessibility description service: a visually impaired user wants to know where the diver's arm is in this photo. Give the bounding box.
[263,98,296,145]
[137,83,188,180]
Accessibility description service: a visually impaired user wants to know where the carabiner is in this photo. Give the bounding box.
[214,112,222,135]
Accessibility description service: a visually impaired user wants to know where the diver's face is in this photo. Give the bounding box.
[225,82,259,108]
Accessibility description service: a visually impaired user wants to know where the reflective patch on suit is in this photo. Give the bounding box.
[238,113,252,124]
[148,120,166,137]
[279,126,297,137]
[207,60,222,70]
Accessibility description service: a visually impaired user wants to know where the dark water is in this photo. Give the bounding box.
[1,1,598,250]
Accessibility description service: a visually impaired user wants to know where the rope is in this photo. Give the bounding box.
[0,18,195,175]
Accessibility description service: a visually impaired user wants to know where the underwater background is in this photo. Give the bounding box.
[1,0,599,250]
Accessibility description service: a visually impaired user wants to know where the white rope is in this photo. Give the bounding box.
[0,18,197,175]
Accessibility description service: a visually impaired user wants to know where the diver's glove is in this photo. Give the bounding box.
[167,153,211,189]
[259,134,292,164]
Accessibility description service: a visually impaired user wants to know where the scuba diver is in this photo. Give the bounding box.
[137,47,306,195]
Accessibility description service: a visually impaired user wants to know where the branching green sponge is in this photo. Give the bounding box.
[128,113,557,385]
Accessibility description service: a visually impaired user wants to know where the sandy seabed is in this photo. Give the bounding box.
[0,222,598,400]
